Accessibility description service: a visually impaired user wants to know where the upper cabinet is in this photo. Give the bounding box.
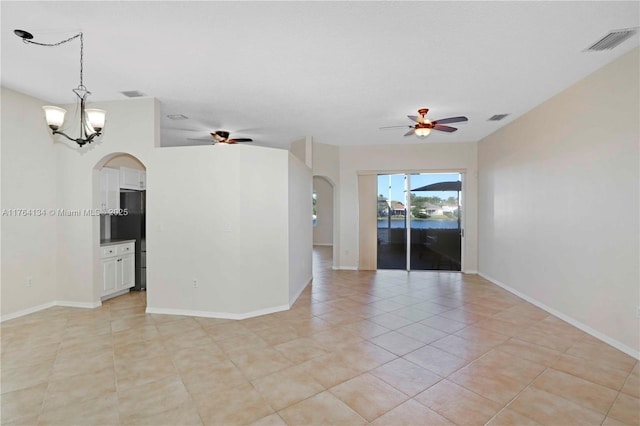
[100,168,120,212]
[119,167,146,191]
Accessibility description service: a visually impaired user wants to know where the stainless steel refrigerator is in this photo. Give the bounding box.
[111,190,146,291]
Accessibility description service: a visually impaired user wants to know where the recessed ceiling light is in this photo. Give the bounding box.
[166,114,189,120]
[120,90,147,98]
[488,114,510,121]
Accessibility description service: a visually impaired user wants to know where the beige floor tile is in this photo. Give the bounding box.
[369,331,426,356]
[278,391,367,426]
[473,318,526,337]
[301,352,364,388]
[309,327,363,351]
[507,387,605,425]
[217,331,270,355]
[249,413,287,426]
[622,367,640,398]
[463,350,546,384]
[118,376,193,424]
[448,368,527,405]
[169,343,228,374]
[396,322,448,344]
[531,368,618,414]
[0,383,47,424]
[368,313,414,330]
[608,393,640,425]
[252,364,324,410]
[337,340,397,371]
[370,398,455,425]
[602,415,633,426]
[228,347,293,380]
[414,379,502,426]
[403,344,469,377]
[566,337,637,372]
[420,315,467,333]
[37,393,120,425]
[1,362,53,394]
[195,383,274,425]
[371,357,442,397]
[255,325,301,346]
[485,408,542,425]
[552,352,630,391]
[156,317,202,337]
[43,366,116,411]
[495,338,562,366]
[161,328,214,353]
[329,372,408,421]
[182,360,250,396]
[340,319,390,339]
[431,334,498,361]
[113,338,167,363]
[273,337,329,364]
[114,354,178,391]
[112,324,160,346]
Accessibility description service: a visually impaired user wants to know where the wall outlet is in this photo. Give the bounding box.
[25,277,32,287]
[192,279,198,288]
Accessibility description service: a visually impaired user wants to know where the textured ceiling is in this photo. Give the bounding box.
[2,1,638,150]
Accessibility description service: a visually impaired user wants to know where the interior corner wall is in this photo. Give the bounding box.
[288,154,313,304]
[313,176,333,245]
[478,47,640,355]
[1,87,58,318]
[338,142,478,271]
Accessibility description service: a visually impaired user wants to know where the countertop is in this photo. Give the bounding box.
[100,239,136,247]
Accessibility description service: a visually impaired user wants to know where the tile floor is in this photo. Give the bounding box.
[1,246,638,425]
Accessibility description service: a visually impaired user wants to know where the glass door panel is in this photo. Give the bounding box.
[409,173,462,271]
[377,174,407,270]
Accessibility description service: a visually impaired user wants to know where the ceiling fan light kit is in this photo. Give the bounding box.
[382,107,468,138]
[14,29,106,147]
[210,130,253,144]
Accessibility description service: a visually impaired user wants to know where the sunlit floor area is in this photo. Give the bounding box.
[1,246,638,425]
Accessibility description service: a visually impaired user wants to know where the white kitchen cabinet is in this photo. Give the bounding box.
[100,168,120,213]
[119,167,146,190]
[101,241,135,298]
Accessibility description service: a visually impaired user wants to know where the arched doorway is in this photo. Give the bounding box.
[94,153,147,302]
[312,175,336,270]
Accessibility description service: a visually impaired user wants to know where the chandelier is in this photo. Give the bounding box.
[14,29,106,147]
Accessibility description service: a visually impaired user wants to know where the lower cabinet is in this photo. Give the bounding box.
[101,242,135,298]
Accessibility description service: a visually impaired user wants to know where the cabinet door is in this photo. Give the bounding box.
[120,167,141,190]
[120,255,135,289]
[105,169,120,212]
[102,258,117,294]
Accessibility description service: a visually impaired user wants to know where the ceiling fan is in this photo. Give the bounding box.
[381,108,468,137]
[210,130,253,144]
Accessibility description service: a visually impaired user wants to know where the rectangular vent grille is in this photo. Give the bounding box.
[120,90,147,98]
[488,114,509,121]
[586,29,637,51]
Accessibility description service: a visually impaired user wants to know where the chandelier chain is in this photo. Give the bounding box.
[23,33,84,88]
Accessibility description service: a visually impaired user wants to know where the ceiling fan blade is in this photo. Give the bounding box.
[432,116,468,125]
[433,124,458,133]
[408,115,420,123]
[229,138,253,143]
[380,125,413,129]
[404,128,416,137]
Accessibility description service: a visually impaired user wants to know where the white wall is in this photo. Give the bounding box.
[146,144,292,316]
[2,89,307,320]
[1,87,58,318]
[312,141,340,264]
[337,142,478,271]
[313,176,333,245]
[288,154,313,303]
[478,48,639,355]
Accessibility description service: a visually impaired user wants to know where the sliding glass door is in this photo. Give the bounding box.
[377,173,462,271]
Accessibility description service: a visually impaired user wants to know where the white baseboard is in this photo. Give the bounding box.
[478,272,640,360]
[290,276,312,307]
[56,300,102,309]
[463,269,478,274]
[0,302,56,322]
[0,299,101,323]
[313,243,333,247]
[333,266,358,270]
[145,304,290,320]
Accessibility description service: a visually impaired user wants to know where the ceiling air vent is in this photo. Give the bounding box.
[167,114,188,120]
[488,114,509,121]
[586,28,638,51]
[120,90,147,98]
